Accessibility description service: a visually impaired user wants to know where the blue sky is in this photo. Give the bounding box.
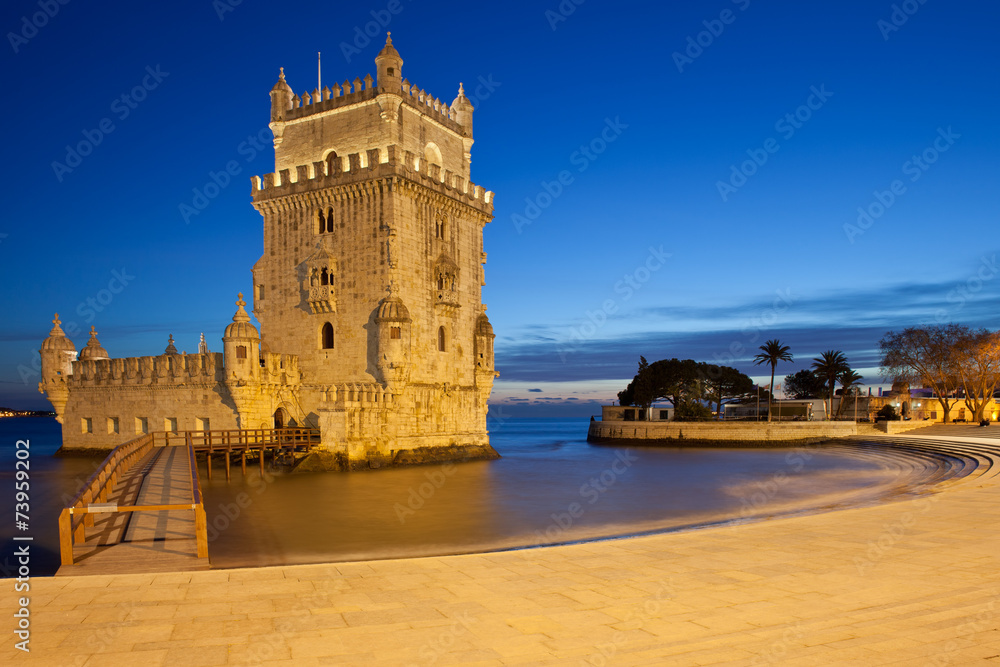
[1,0,998,416]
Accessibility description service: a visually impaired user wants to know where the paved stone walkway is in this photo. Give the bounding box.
[4,433,999,665]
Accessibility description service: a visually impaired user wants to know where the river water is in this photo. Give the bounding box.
[1,417,933,575]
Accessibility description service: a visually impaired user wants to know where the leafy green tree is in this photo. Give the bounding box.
[812,350,849,420]
[753,339,793,422]
[702,364,755,416]
[783,369,827,399]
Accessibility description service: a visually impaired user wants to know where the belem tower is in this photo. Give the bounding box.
[39,34,500,468]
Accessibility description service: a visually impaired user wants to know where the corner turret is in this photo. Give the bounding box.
[451,83,473,136]
[39,314,77,423]
[270,67,293,122]
[375,32,403,92]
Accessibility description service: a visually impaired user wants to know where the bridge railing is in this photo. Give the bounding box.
[57,432,209,566]
[168,427,320,450]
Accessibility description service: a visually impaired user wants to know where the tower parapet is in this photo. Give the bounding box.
[250,144,494,214]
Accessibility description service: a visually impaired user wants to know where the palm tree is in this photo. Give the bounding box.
[753,339,793,422]
[812,350,849,420]
[837,369,864,417]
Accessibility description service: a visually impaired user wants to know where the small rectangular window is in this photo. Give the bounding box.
[197,417,211,431]
[165,417,178,433]
[237,345,247,359]
[391,327,401,340]
[108,417,119,435]
[82,417,93,434]
[135,417,148,434]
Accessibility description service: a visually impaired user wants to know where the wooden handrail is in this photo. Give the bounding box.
[58,427,318,566]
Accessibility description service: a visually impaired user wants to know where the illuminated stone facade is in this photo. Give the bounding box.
[40,35,499,466]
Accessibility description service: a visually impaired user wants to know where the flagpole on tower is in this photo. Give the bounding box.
[318,51,322,94]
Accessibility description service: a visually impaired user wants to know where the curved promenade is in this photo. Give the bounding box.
[4,429,1000,665]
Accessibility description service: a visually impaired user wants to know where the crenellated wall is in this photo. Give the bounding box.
[252,144,493,214]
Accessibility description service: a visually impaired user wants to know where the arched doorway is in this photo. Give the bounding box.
[273,406,297,429]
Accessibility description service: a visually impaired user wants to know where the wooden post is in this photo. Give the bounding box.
[241,450,246,475]
[225,448,231,481]
[83,489,94,527]
[259,445,265,474]
[206,453,212,481]
[58,509,74,566]
[194,505,209,558]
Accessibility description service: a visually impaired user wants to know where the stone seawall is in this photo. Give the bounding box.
[587,420,858,447]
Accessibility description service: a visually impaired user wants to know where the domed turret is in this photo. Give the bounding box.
[78,326,109,361]
[223,293,261,383]
[163,334,179,355]
[270,67,293,122]
[38,314,77,423]
[375,32,403,93]
[451,82,473,136]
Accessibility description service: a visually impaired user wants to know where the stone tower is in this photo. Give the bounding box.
[250,34,498,464]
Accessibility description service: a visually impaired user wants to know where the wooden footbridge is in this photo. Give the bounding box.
[57,428,319,574]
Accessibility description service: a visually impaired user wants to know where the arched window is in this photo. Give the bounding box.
[325,151,339,174]
[390,326,401,340]
[437,326,446,352]
[437,274,445,290]
[325,207,334,233]
[321,268,329,286]
[321,323,334,349]
[317,210,325,234]
[424,142,442,167]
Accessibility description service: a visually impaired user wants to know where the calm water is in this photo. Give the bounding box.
[1,417,919,574]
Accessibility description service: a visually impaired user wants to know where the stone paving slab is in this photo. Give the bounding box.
[4,433,1000,664]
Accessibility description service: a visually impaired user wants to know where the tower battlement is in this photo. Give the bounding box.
[251,144,494,214]
[282,75,465,135]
